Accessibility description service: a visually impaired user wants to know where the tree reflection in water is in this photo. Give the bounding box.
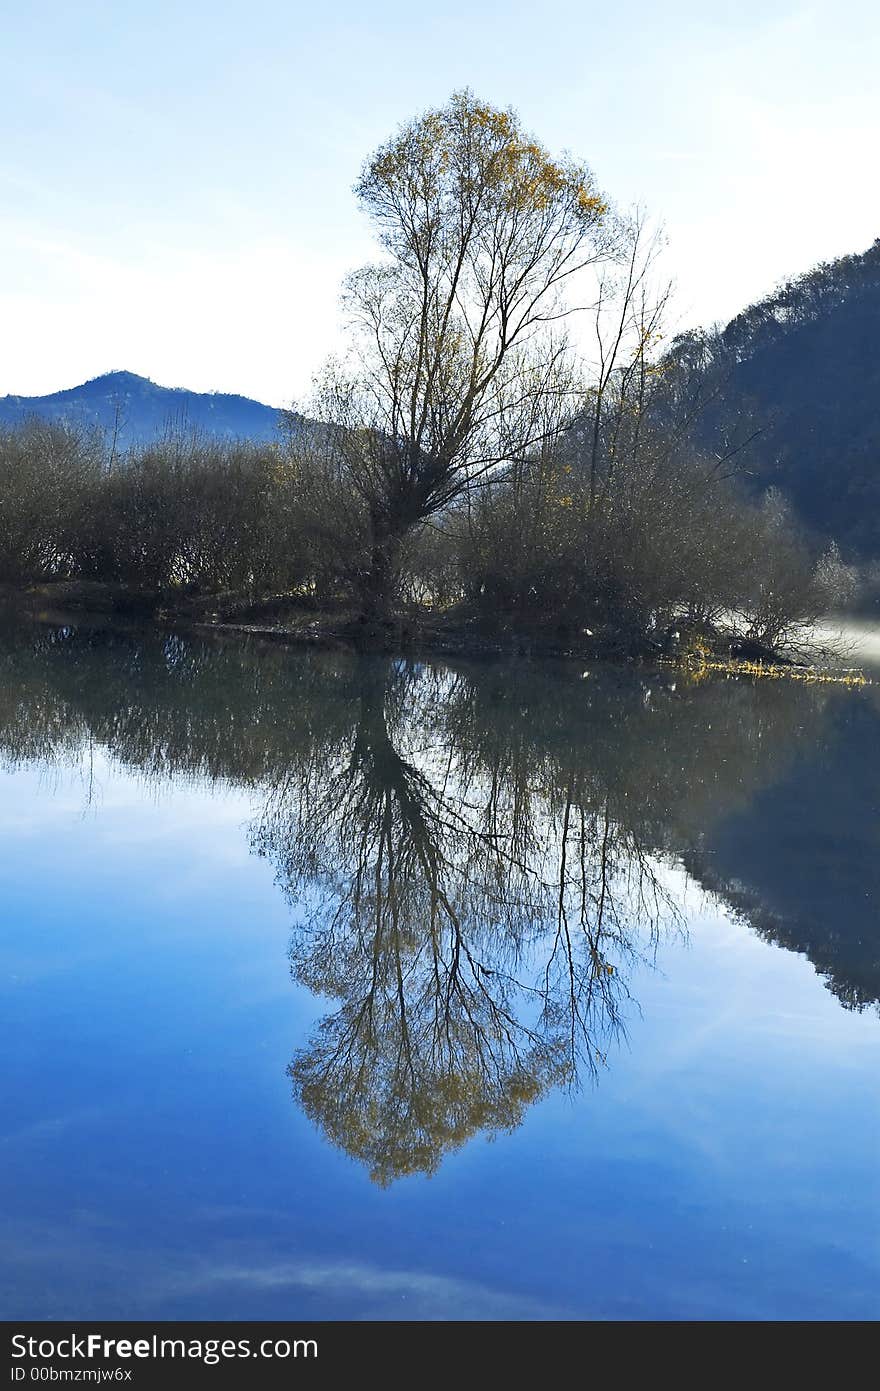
[2,620,873,1183]
[255,660,680,1183]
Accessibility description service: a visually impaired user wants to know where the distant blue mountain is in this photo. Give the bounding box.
[0,370,283,448]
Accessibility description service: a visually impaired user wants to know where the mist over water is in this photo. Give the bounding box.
[817,616,880,671]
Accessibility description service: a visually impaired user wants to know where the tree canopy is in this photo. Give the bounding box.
[310,90,616,621]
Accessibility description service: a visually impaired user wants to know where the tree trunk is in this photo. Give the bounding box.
[359,514,403,631]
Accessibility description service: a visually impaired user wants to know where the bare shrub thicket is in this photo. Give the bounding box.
[0,423,309,596]
[0,407,852,653]
[0,420,102,582]
[79,438,308,592]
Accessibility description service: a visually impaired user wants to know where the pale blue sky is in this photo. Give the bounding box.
[1,0,876,406]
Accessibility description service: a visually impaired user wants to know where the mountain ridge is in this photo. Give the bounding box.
[0,370,283,447]
[665,237,880,558]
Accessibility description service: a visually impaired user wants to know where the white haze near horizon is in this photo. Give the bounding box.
[1,0,878,409]
[817,619,880,671]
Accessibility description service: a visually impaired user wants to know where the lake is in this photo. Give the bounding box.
[0,618,878,1320]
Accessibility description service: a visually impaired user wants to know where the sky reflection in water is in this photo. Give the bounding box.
[0,621,877,1320]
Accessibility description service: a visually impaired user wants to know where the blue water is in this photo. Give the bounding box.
[0,623,877,1319]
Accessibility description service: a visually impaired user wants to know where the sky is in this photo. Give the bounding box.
[1,0,877,408]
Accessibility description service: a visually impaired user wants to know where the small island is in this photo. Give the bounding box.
[1,95,875,678]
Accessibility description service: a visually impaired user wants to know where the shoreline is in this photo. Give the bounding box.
[0,579,667,664]
[0,579,871,680]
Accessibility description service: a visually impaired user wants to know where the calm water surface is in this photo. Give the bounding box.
[0,619,878,1320]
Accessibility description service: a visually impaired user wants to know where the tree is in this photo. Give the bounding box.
[310,90,617,626]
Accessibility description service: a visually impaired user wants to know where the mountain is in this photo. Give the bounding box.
[665,238,880,558]
[0,371,282,449]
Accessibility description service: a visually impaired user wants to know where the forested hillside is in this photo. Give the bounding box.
[666,239,880,557]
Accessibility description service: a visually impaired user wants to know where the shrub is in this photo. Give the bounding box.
[0,419,103,582]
